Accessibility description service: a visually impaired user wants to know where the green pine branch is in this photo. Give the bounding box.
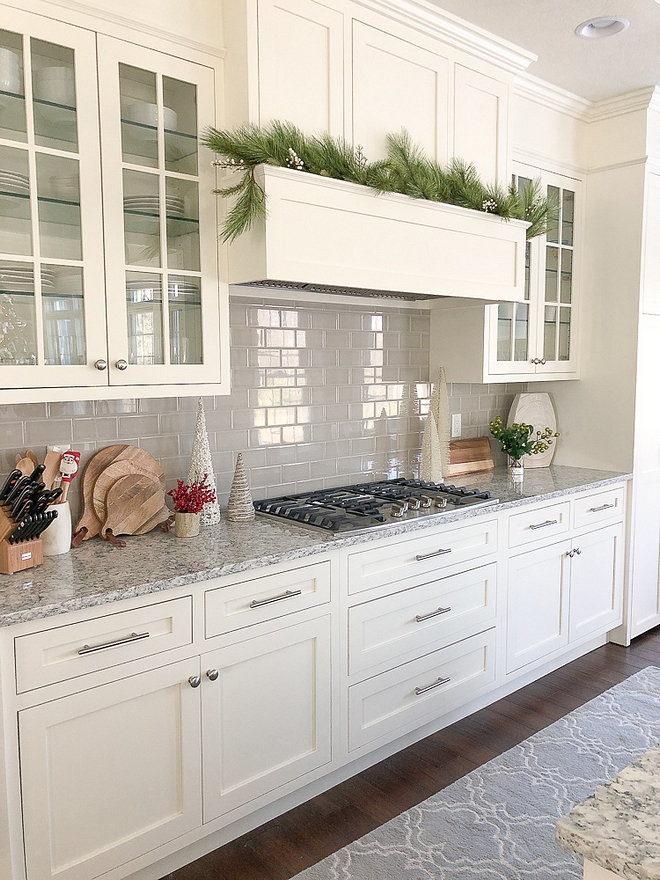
[201,121,556,243]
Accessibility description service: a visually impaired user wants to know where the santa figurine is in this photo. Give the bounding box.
[58,450,81,502]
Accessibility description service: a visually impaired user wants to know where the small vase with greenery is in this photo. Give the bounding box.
[489,417,559,476]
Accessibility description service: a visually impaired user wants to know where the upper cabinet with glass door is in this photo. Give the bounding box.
[486,166,581,380]
[97,37,222,388]
[430,165,582,384]
[0,11,106,393]
[0,9,226,402]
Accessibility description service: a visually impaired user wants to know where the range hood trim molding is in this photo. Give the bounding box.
[226,165,529,304]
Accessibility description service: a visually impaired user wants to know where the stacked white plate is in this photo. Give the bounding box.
[0,263,55,292]
[123,102,178,131]
[123,195,185,217]
[0,169,29,195]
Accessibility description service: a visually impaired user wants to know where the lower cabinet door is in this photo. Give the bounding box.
[201,615,332,821]
[506,540,571,673]
[19,659,202,880]
[569,523,624,642]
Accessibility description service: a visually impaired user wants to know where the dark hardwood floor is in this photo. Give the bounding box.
[162,629,660,880]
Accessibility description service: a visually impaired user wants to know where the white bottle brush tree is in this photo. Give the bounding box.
[187,398,221,525]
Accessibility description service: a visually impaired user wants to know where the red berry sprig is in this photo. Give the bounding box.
[168,474,216,514]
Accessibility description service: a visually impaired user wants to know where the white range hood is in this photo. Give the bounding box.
[226,165,529,302]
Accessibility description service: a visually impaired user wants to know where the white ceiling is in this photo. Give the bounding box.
[428,0,660,102]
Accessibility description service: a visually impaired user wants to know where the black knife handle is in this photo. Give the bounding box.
[28,464,46,482]
[5,475,31,506]
[0,469,22,502]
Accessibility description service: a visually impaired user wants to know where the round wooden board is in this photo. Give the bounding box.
[74,445,164,540]
[92,460,162,524]
[102,474,170,538]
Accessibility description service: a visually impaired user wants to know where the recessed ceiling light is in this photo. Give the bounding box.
[575,16,630,39]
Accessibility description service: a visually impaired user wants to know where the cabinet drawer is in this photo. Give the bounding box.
[348,628,496,751]
[508,501,570,548]
[205,561,331,638]
[347,519,498,596]
[573,486,625,530]
[348,562,497,676]
[15,597,193,693]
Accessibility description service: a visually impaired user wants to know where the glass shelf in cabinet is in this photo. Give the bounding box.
[0,190,30,220]
[37,196,81,227]
[121,119,197,164]
[0,90,27,141]
[124,209,199,236]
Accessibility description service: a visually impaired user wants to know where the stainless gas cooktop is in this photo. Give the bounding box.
[253,478,498,535]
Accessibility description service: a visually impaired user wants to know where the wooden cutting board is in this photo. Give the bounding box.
[74,445,165,541]
[446,437,494,477]
[92,460,160,524]
[101,474,170,539]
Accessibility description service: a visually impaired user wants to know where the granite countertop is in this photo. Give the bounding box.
[0,465,630,628]
[556,744,660,880]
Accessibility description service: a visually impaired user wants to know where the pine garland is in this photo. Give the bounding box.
[202,121,557,243]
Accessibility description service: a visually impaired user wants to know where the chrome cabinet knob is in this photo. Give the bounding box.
[188,675,201,688]
[115,359,128,371]
[94,359,108,371]
[206,669,219,681]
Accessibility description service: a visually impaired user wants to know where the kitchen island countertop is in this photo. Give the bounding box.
[0,465,630,627]
[556,744,660,880]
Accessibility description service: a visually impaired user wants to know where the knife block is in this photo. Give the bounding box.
[0,505,43,574]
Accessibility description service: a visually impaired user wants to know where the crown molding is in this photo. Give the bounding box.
[14,0,225,59]
[587,87,657,122]
[514,73,590,121]
[351,0,536,74]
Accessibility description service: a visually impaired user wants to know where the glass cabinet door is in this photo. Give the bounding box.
[488,166,580,379]
[98,36,221,386]
[0,12,106,391]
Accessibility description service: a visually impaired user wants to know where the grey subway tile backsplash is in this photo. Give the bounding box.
[0,292,526,521]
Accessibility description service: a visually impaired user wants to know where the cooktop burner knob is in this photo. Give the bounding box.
[408,497,422,510]
[434,496,448,509]
[420,495,434,508]
[392,501,409,517]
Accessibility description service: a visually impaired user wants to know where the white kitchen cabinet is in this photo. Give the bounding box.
[19,658,203,880]
[430,165,583,383]
[201,615,332,820]
[351,21,450,164]
[0,6,228,402]
[506,495,624,676]
[258,0,344,135]
[453,64,508,184]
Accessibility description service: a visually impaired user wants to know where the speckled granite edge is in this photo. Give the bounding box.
[0,466,631,628]
[556,744,660,880]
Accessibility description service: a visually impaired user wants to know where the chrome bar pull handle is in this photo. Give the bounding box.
[250,589,302,608]
[415,606,452,623]
[415,675,451,696]
[529,519,558,530]
[78,631,150,655]
[415,548,452,561]
[589,503,615,513]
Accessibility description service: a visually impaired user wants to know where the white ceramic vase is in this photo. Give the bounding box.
[42,501,72,556]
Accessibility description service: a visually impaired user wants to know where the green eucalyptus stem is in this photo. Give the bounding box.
[202,121,558,244]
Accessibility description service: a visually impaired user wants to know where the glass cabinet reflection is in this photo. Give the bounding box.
[119,63,203,368]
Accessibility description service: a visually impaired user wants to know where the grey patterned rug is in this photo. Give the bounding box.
[293,666,660,880]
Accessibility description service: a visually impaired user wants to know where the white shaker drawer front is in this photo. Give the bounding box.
[205,561,331,638]
[347,519,498,596]
[348,628,496,751]
[573,486,625,530]
[348,562,497,676]
[508,502,570,548]
[15,597,193,693]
